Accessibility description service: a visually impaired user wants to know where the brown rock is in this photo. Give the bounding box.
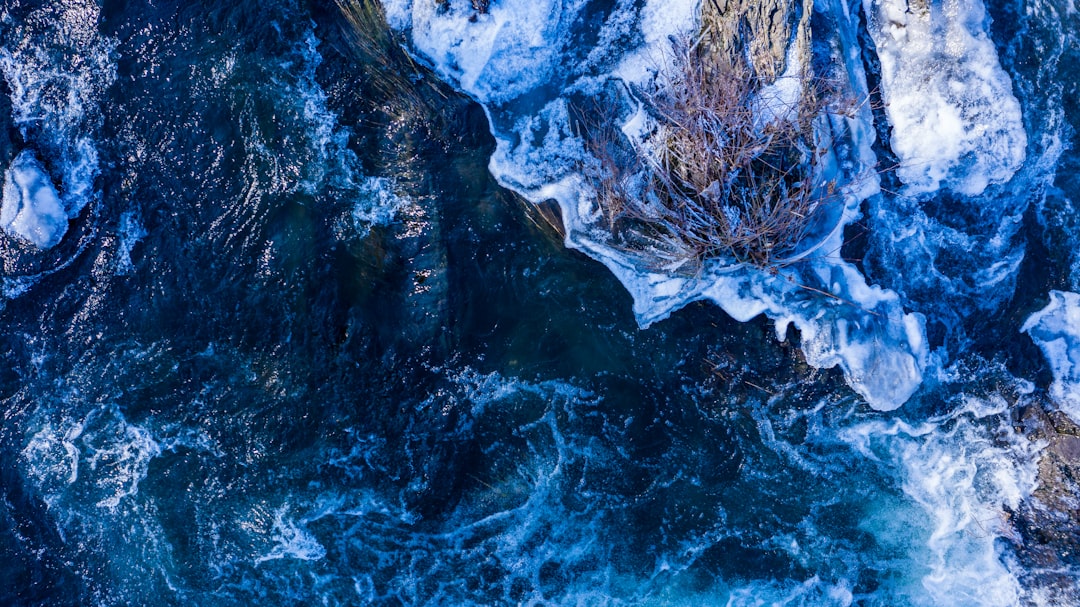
[1010,404,1080,601]
[700,0,813,83]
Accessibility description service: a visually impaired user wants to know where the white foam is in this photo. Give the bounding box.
[352,176,408,237]
[290,28,366,195]
[724,577,853,607]
[0,0,115,218]
[115,210,146,275]
[841,394,1040,606]
[862,0,1027,195]
[255,505,327,564]
[82,408,162,510]
[1022,290,1080,424]
[1,150,68,248]
[20,403,162,512]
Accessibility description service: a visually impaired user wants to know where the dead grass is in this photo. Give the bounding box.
[334,0,446,111]
[582,35,833,270]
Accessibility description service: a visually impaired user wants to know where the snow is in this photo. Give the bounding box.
[863,0,1027,195]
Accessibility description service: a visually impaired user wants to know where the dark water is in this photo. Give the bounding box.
[0,0,1077,605]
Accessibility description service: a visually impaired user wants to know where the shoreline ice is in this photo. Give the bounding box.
[385,0,930,411]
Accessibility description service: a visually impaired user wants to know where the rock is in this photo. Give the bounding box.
[1,150,68,249]
[701,0,813,83]
[1010,403,1080,600]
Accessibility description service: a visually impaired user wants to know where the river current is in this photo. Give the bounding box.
[1,0,1078,605]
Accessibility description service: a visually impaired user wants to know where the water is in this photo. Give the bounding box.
[1,0,1078,605]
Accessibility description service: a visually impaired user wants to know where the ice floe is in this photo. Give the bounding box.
[1023,290,1080,424]
[1,150,68,249]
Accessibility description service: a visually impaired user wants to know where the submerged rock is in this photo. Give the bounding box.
[1,150,68,249]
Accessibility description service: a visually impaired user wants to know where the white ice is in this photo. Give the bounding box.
[862,0,1027,195]
[1,151,69,249]
[385,0,591,105]
[1022,290,1080,424]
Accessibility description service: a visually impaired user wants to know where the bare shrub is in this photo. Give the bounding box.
[582,36,833,270]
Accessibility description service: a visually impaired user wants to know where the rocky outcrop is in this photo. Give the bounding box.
[700,0,813,82]
[1011,404,1080,600]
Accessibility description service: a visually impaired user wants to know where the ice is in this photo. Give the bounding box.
[862,0,1027,195]
[388,0,590,105]
[1,150,68,249]
[1022,290,1080,424]
[753,39,809,127]
[639,0,699,44]
[389,0,929,410]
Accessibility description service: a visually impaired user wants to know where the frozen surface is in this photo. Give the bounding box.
[1,151,68,249]
[1023,290,1080,423]
[862,0,1026,195]
[389,0,929,410]
[386,0,591,105]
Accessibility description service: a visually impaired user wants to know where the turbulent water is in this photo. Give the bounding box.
[1,0,1079,605]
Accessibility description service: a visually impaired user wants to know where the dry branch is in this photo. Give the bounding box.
[582,35,835,271]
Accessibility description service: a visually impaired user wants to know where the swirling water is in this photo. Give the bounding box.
[0,0,1078,606]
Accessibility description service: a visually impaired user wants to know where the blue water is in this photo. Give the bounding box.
[0,0,1077,605]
